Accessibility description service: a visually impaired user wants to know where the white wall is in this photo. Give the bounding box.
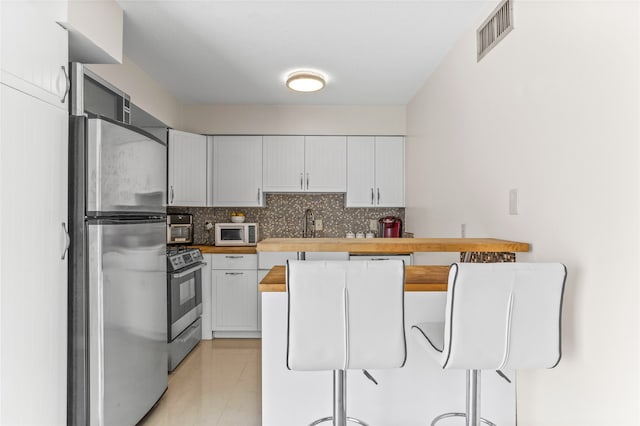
[406,1,639,425]
[67,0,123,63]
[180,104,406,135]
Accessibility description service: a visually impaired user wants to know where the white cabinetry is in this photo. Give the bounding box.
[212,136,263,207]
[349,254,413,265]
[1,1,69,107]
[346,136,405,207]
[1,3,69,424]
[168,129,208,206]
[211,254,260,337]
[263,136,346,192]
[1,84,68,425]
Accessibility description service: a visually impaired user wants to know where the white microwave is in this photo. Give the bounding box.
[214,223,259,246]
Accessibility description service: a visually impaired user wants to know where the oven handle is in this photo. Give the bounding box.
[170,262,207,279]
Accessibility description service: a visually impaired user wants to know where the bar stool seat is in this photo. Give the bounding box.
[287,259,407,426]
[412,262,567,426]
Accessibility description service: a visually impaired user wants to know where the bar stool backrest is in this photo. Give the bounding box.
[442,262,567,370]
[286,259,406,371]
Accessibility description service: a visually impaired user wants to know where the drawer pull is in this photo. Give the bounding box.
[225,272,244,276]
[225,255,244,259]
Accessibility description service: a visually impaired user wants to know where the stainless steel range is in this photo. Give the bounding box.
[166,247,205,371]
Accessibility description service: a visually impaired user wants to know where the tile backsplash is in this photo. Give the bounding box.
[168,193,405,245]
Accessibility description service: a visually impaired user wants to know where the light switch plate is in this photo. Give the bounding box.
[314,219,323,231]
[369,220,378,231]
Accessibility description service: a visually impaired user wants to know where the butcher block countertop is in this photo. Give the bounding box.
[256,237,530,254]
[257,237,530,292]
[259,265,450,292]
[190,245,257,254]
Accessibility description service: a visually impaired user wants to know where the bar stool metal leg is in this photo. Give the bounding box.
[309,370,369,426]
[431,370,496,426]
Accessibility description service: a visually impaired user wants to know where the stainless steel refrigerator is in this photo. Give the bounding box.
[68,114,168,426]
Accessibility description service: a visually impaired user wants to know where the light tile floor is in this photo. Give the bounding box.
[139,339,262,426]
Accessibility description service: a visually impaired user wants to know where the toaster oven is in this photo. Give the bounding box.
[167,214,193,244]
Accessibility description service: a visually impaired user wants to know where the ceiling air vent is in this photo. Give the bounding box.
[477,0,514,62]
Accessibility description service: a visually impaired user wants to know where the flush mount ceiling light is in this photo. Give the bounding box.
[286,71,326,93]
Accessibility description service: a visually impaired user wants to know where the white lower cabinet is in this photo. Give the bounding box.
[349,253,413,265]
[211,254,260,337]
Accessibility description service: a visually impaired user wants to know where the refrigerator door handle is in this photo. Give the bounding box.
[61,222,70,260]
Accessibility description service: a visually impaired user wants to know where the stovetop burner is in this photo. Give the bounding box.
[166,245,193,256]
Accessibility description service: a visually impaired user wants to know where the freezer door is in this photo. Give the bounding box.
[87,117,166,215]
[88,219,167,426]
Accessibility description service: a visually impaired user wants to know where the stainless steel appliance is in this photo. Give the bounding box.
[71,63,131,124]
[378,216,403,238]
[214,222,259,246]
[166,247,205,371]
[167,214,193,244]
[68,108,168,423]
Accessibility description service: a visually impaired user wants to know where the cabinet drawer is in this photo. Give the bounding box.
[349,254,413,265]
[211,253,257,270]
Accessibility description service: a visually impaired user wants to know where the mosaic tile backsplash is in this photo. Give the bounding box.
[168,193,405,245]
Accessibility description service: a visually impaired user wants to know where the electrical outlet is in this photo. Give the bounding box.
[314,219,323,231]
[369,219,378,231]
[509,189,518,215]
[204,221,214,231]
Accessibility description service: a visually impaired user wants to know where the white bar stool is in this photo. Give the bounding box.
[411,262,567,426]
[286,259,407,426]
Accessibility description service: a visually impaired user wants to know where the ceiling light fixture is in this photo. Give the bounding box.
[286,71,326,93]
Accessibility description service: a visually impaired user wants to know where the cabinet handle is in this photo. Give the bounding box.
[61,222,70,260]
[370,188,374,205]
[377,188,381,204]
[300,173,303,190]
[225,255,244,259]
[60,66,70,104]
[257,188,262,202]
[170,185,174,204]
[306,173,309,190]
[225,272,244,276]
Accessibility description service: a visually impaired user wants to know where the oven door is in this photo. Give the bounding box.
[168,263,203,341]
[167,224,193,244]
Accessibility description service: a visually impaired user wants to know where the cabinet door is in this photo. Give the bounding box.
[1,84,68,425]
[212,136,263,207]
[304,136,346,192]
[168,129,207,206]
[212,270,258,331]
[1,1,69,108]
[346,136,376,207]
[262,135,305,192]
[375,136,405,207]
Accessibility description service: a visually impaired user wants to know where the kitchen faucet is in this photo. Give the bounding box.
[302,208,315,238]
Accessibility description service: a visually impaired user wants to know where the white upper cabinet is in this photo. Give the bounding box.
[304,136,347,192]
[346,136,405,207]
[262,136,305,192]
[263,135,346,192]
[212,136,264,207]
[1,1,69,108]
[168,129,208,206]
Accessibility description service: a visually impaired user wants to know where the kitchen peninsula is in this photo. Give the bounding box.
[258,237,529,426]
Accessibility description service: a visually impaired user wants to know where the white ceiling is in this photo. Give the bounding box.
[117,1,490,106]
